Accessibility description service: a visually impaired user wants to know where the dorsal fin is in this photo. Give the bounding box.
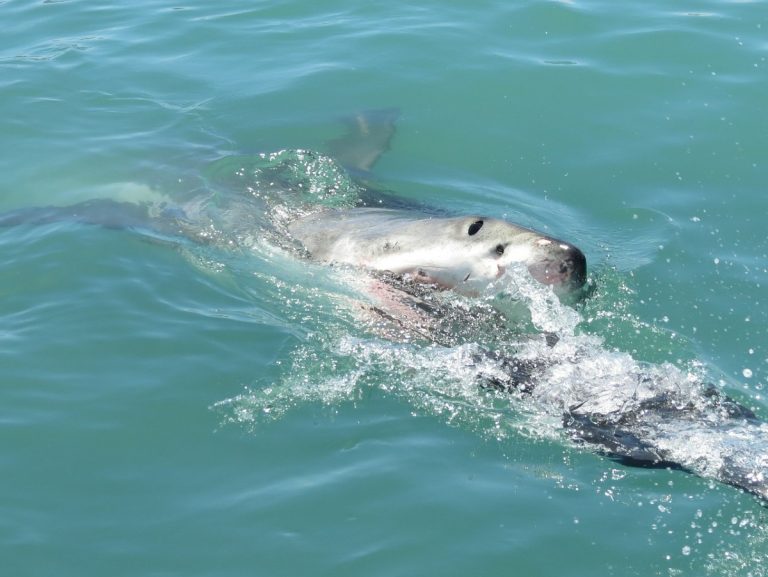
[326,108,400,174]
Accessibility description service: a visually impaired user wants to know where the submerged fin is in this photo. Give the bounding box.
[327,108,400,174]
[0,200,152,230]
[564,412,678,468]
[0,199,191,248]
[719,458,768,502]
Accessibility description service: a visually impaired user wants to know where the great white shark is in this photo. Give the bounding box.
[2,110,766,502]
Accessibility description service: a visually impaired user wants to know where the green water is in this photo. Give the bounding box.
[2,1,768,575]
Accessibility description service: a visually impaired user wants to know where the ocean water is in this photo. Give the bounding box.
[2,0,768,575]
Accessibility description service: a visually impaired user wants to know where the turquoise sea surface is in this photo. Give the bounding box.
[2,1,768,575]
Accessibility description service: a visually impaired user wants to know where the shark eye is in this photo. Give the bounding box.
[467,220,484,236]
[495,244,505,256]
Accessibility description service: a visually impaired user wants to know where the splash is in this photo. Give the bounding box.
[204,149,768,508]
[204,149,363,213]
[484,261,582,336]
[215,244,768,506]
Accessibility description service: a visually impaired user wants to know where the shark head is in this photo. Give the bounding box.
[289,209,587,297]
[375,215,586,296]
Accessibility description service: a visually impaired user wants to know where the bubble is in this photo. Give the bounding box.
[743,368,753,378]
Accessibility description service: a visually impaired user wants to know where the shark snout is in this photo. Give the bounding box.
[526,242,587,292]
